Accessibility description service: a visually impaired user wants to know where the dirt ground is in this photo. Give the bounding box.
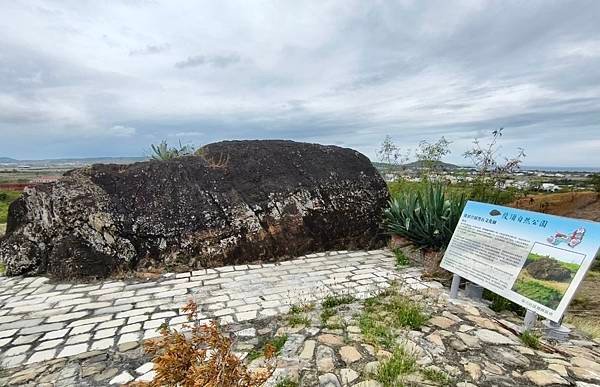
[511,191,600,221]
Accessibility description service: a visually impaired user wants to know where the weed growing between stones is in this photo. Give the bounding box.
[375,346,417,386]
[364,287,428,331]
[320,294,354,329]
[247,334,288,362]
[134,300,275,387]
[421,367,452,386]
[274,377,299,387]
[393,247,410,267]
[321,294,356,308]
[286,302,313,327]
[520,330,541,349]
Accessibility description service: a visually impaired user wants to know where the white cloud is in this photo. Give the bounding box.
[0,1,599,166]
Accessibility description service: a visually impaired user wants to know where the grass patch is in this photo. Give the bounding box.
[321,294,355,309]
[393,248,410,267]
[286,314,310,327]
[247,334,287,362]
[421,368,452,385]
[358,312,396,349]
[289,303,314,314]
[519,330,541,349]
[286,302,313,327]
[275,377,298,387]
[565,315,600,339]
[0,262,5,275]
[376,346,417,387]
[358,288,427,350]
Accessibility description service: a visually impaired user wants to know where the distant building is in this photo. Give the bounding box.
[541,183,560,192]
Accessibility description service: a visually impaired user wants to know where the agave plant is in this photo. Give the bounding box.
[383,183,467,250]
[151,140,196,161]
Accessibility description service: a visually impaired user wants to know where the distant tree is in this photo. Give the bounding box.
[377,136,410,165]
[415,136,451,178]
[150,140,196,161]
[463,128,526,203]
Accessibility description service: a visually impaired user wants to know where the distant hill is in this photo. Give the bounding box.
[0,157,146,167]
[373,160,460,172]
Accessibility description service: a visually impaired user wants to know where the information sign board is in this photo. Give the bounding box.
[441,201,600,322]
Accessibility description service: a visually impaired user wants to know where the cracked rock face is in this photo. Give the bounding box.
[0,140,389,279]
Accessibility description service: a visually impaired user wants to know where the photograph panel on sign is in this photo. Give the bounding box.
[512,242,585,310]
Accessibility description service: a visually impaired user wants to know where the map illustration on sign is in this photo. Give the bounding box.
[440,201,600,322]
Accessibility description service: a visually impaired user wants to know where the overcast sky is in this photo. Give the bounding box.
[1,1,599,166]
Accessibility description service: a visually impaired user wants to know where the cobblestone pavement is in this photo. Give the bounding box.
[0,249,397,370]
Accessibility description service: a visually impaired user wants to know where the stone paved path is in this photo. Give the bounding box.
[0,249,398,369]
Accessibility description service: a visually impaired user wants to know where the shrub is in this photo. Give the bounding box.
[383,182,466,250]
[136,300,274,386]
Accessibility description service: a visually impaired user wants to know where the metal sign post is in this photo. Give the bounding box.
[523,310,538,331]
[449,273,461,299]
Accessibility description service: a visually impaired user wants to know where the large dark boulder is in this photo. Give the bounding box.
[0,140,389,279]
[525,257,572,282]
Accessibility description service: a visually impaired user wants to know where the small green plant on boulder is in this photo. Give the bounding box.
[150,140,195,161]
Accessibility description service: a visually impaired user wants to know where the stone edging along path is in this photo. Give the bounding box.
[0,249,404,370]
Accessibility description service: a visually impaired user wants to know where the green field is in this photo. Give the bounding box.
[0,190,21,224]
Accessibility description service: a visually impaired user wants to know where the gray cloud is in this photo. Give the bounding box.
[129,44,170,56]
[175,54,241,69]
[0,1,599,167]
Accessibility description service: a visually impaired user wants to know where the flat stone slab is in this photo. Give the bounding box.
[0,249,399,368]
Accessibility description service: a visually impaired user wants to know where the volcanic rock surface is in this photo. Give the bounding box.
[0,140,389,278]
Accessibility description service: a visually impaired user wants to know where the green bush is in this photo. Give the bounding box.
[383,183,467,250]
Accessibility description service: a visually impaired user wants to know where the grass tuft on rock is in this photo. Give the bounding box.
[376,346,417,387]
[274,377,299,387]
[519,330,541,349]
[321,294,355,308]
[247,335,288,362]
[421,367,452,385]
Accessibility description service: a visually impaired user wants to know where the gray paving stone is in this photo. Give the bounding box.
[36,339,64,350]
[57,343,89,358]
[42,329,71,341]
[26,349,56,364]
[20,323,66,335]
[46,311,90,323]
